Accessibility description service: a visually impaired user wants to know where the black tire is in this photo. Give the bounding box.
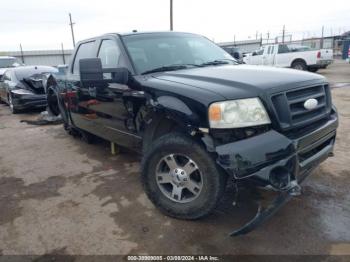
[47,86,60,116]
[141,132,227,220]
[291,60,307,71]
[308,67,318,73]
[8,93,19,114]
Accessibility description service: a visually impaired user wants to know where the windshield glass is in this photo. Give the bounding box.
[122,33,236,74]
[0,58,18,68]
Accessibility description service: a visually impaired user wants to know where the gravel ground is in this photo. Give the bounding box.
[0,60,349,257]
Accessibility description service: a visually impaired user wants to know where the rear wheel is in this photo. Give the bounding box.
[141,132,227,220]
[291,60,307,71]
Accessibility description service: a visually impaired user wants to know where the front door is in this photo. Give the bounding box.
[68,37,143,149]
[92,38,143,149]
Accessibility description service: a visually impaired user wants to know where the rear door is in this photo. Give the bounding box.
[262,45,276,66]
[275,44,291,67]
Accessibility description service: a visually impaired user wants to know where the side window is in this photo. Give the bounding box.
[98,39,121,68]
[256,49,264,55]
[278,44,290,54]
[73,41,95,74]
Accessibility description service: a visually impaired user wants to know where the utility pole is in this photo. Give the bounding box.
[61,43,66,64]
[19,44,24,64]
[170,0,173,31]
[321,25,324,49]
[233,35,236,45]
[69,13,76,47]
[255,31,258,40]
[282,25,285,44]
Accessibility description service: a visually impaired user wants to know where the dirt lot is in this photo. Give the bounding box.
[0,60,349,257]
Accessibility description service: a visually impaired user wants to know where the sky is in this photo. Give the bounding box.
[0,0,349,51]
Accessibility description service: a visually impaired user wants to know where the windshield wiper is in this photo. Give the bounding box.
[141,64,201,75]
[200,59,237,66]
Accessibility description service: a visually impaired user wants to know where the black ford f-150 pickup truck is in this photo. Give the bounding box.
[47,31,338,235]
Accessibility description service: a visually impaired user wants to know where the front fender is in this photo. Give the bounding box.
[155,95,200,127]
[141,95,203,152]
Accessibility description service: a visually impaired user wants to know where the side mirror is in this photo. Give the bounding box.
[79,58,129,87]
[79,58,105,88]
[109,67,129,85]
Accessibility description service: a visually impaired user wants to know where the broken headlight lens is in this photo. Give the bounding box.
[208,98,271,128]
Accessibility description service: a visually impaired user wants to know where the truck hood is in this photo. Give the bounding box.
[153,64,326,100]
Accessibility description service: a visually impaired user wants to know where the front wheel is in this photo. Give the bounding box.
[141,133,227,220]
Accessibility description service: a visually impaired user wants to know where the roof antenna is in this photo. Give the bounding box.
[132,29,137,33]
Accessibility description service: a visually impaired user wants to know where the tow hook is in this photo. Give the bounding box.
[229,181,302,237]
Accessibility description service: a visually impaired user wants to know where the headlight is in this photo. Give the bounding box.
[208,98,270,128]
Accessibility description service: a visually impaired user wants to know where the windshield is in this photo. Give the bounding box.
[122,33,236,74]
[0,58,18,68]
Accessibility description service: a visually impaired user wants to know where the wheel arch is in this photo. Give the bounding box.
[291,58,307,67]
[142,95,203,153]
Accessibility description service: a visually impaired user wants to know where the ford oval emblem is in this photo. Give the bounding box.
[304,98,318,110]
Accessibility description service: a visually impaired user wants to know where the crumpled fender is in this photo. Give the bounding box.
[142,95,202,152]
[154,95,201,128]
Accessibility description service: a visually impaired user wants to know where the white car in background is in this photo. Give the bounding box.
[0,56,22,78]
[243,44,333,72]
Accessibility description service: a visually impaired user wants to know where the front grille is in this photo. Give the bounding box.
[271,84,331,130]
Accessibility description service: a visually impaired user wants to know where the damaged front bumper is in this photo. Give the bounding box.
[211,110,338,235]
[11,93,47,110]
[215,111,338,190]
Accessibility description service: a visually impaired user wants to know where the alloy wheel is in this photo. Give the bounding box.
[155,154,203,203]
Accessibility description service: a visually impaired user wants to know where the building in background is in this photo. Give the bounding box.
[218,32,350,59]
[1,31,349,66]
[218,39,262,54]
[0,49,73,66]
